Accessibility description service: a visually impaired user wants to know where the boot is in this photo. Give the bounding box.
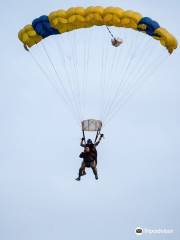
[75,177,81,181]
[95,175,98,180]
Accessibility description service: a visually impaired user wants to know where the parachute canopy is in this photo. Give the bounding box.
[18,6,178,127]
[18,6,178,54]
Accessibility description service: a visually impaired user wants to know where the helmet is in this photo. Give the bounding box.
[87,139,93,144]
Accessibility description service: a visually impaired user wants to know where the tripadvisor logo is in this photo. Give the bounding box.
[135,227,143,235]
[135,227,174,235]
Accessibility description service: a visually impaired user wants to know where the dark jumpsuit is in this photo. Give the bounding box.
[78,151,98,178]
[78,140,100,179]
[80,141,100,165]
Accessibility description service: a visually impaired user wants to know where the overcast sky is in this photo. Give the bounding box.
[0,0,180,240]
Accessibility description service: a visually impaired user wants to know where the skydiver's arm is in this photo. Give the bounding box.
[79,152,85,158]
[94,138,101,146]
[94,140,100,147]
[80,138,86,147]
[94,134,104,147]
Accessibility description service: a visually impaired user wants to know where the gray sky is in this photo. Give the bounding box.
[0,0,180,239]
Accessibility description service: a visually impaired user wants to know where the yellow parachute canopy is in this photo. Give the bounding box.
[18,6,178,54]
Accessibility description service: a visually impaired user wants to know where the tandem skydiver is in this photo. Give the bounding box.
[75,134,104,181]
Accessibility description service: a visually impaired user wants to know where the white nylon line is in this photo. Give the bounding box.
[29,49,80,126]
[103,35,154,122]
[102,30,140,121]
[54,36,83,121]
[104,52,168,125]
[41,41,82,123]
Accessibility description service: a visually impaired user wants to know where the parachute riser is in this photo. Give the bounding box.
[82,129,102,144]
[82,130,86,144]
[94,130,101,144]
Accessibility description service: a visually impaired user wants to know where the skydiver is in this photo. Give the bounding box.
[75,134,104,181]
[75,146,98,181]
[81,134,104,165]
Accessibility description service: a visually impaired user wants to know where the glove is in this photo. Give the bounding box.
[81,137,85,141]
[100,134,104,138]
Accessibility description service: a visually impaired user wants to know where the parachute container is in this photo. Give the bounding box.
[82,119,102,132]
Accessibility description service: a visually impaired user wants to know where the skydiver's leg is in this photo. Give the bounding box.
[90,161,98,180]
[76,162,86,181]
[81,161,86,176]
[95,158,97,165]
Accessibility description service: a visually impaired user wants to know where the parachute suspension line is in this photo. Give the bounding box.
[28,48,80,126]
[99,34,109,120]
[74,23,91,122]
[103,32,153,122]
[100,27,119,121]
[72,30,84,121]
[104,28,130,110]
[68,29,84,121]
[106,26,115,39]
[101,30,131,121]
[102,29,138,122]
[104,50,168,125]
[108,36,152,110]
[99,39,106,120]
[29,49,55,89]
[36,42,78,114]
[101,43,119,120]
[107,29,140,115]
[100,35,110,120]
[29,48,68,106]
[54,36,83,122]
[101,28,128,122]
[78,29,88,121]
[82,28,91,119]
[80,27,103,120]
[75,29,84,120]
[75,27,88,121]
[70,29,83,121]
[104,37,158,122]
[93,28,107,120]
[132,51,169,93]
[104,58,166,125]
[41,41,82,123]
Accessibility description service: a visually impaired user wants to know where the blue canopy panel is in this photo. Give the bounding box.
[32,15,59,39]
[137,17,160,36]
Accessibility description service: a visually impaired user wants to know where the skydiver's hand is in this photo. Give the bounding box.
[81,137,85,141]
[100,134,104,138]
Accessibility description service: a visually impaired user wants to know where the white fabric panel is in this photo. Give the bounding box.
[81,119,102,131]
